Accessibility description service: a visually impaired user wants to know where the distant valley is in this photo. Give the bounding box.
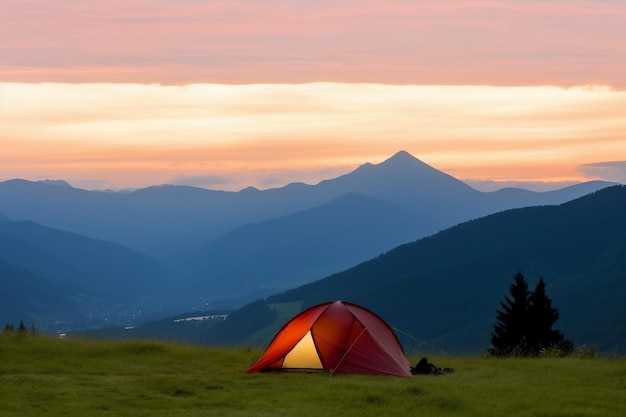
[0,151,621,351]
[111,185,626,354]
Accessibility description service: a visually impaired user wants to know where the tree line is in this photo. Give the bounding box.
[3,321,36,334]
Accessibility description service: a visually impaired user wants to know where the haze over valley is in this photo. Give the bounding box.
[1,151,624,354]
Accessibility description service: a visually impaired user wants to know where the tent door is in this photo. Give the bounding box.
[282,330,324,369]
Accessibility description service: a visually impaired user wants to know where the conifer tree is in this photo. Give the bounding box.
[489,271,531,356]
[489,272,572,357]
[528,278,572,355]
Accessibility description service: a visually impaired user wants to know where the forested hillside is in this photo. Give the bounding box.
[197,186,626,353]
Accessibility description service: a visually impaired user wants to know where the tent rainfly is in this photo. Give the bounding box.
[246,300,411,377]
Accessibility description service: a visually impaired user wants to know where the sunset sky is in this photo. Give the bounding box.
[1,0,625,191]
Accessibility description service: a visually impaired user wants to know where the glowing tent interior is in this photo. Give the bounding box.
[246,301,411,377]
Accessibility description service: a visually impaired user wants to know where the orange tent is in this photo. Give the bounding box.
[246,301,411,377]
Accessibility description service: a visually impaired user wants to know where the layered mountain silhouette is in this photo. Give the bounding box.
[191,186,626,354]
[0,259,79,328]
[183,192,423,300]
[0,221,175,331]
[0,151,613,252]
[174,152,615,302]
[0,151,620,336]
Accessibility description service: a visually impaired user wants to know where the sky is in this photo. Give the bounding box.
[1,0,626,192]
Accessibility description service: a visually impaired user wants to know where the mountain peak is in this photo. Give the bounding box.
[378,150,432,169]
[367,150,460,183]
[388,150,417,162]
[316,150,479,212]
[349,150,427,175]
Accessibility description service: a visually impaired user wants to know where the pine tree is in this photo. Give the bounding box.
[528,278,572,355]
[489,271,531,356]
[489,272,572,357]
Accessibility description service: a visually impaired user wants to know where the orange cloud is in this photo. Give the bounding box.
[2,82,626,190]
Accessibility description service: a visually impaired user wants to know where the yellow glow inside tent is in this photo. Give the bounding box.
[282,331,324,369]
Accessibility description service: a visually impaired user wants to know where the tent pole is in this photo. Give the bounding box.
[330,328,367,376]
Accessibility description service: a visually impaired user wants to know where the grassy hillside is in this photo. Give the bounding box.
[1,333,624,417]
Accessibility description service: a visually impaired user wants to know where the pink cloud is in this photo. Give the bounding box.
[1,0,625,86]
[579,161,626,183]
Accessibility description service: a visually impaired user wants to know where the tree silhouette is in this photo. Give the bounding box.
[489,272,572,357]
[489,271,531,356]
[528,278,572,355]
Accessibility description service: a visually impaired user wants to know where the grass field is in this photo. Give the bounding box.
[1,333,624,417]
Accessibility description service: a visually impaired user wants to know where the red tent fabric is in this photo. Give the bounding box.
[246,301,411,377]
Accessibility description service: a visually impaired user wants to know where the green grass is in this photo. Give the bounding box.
[1,333,624,417]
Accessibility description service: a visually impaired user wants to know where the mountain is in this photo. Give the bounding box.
[183,192,424,301]
[317,150,480,212]
[0,153,614,254]
[0,178,345,253]
[199,185,626,354]
[0,180,242,251]
[0,259,80,328]
[312,151,614,231]
[0,211,10,223]
[0,151,618,310]
[171,153,615,303]
[0,221,179,331]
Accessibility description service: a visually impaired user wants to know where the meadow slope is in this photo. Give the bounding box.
[1,334,624,417]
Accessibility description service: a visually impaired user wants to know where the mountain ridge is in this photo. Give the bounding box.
[0,152,616,254]
[0,151,621,330]
[182,192,424,301]
[195,186,626,354]
[0,220,178,331]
